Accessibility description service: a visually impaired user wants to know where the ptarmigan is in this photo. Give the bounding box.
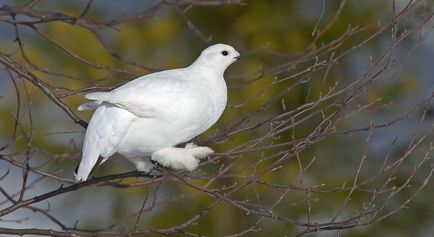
[75,44,241,181]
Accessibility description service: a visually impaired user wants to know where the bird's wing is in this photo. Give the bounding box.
[81,69,189,118]
[75,103,136,181]
[77,100,103,110]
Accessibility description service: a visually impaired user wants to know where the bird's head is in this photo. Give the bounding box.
[191,43,241,73]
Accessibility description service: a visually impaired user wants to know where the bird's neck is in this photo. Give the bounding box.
[188,61,226,78]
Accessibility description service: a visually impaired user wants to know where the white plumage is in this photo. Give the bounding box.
[75,44,241,181]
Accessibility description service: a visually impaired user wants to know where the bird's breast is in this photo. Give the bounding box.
[164,79,227,138]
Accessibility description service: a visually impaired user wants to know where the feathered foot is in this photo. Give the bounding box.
[151,143,214,171]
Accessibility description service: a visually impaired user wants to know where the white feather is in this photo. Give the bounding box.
[75,44,240,181]
[77,100,102,110]
[75,104,135,181]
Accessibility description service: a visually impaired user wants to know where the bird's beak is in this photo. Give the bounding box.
[234,55,242,61]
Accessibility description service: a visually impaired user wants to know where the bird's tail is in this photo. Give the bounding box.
[74,139,101,181]
[75,104,132,181]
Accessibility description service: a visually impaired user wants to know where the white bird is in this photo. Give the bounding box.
[75,44,241,181]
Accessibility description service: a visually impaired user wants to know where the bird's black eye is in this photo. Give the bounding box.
[221,50,228,56]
